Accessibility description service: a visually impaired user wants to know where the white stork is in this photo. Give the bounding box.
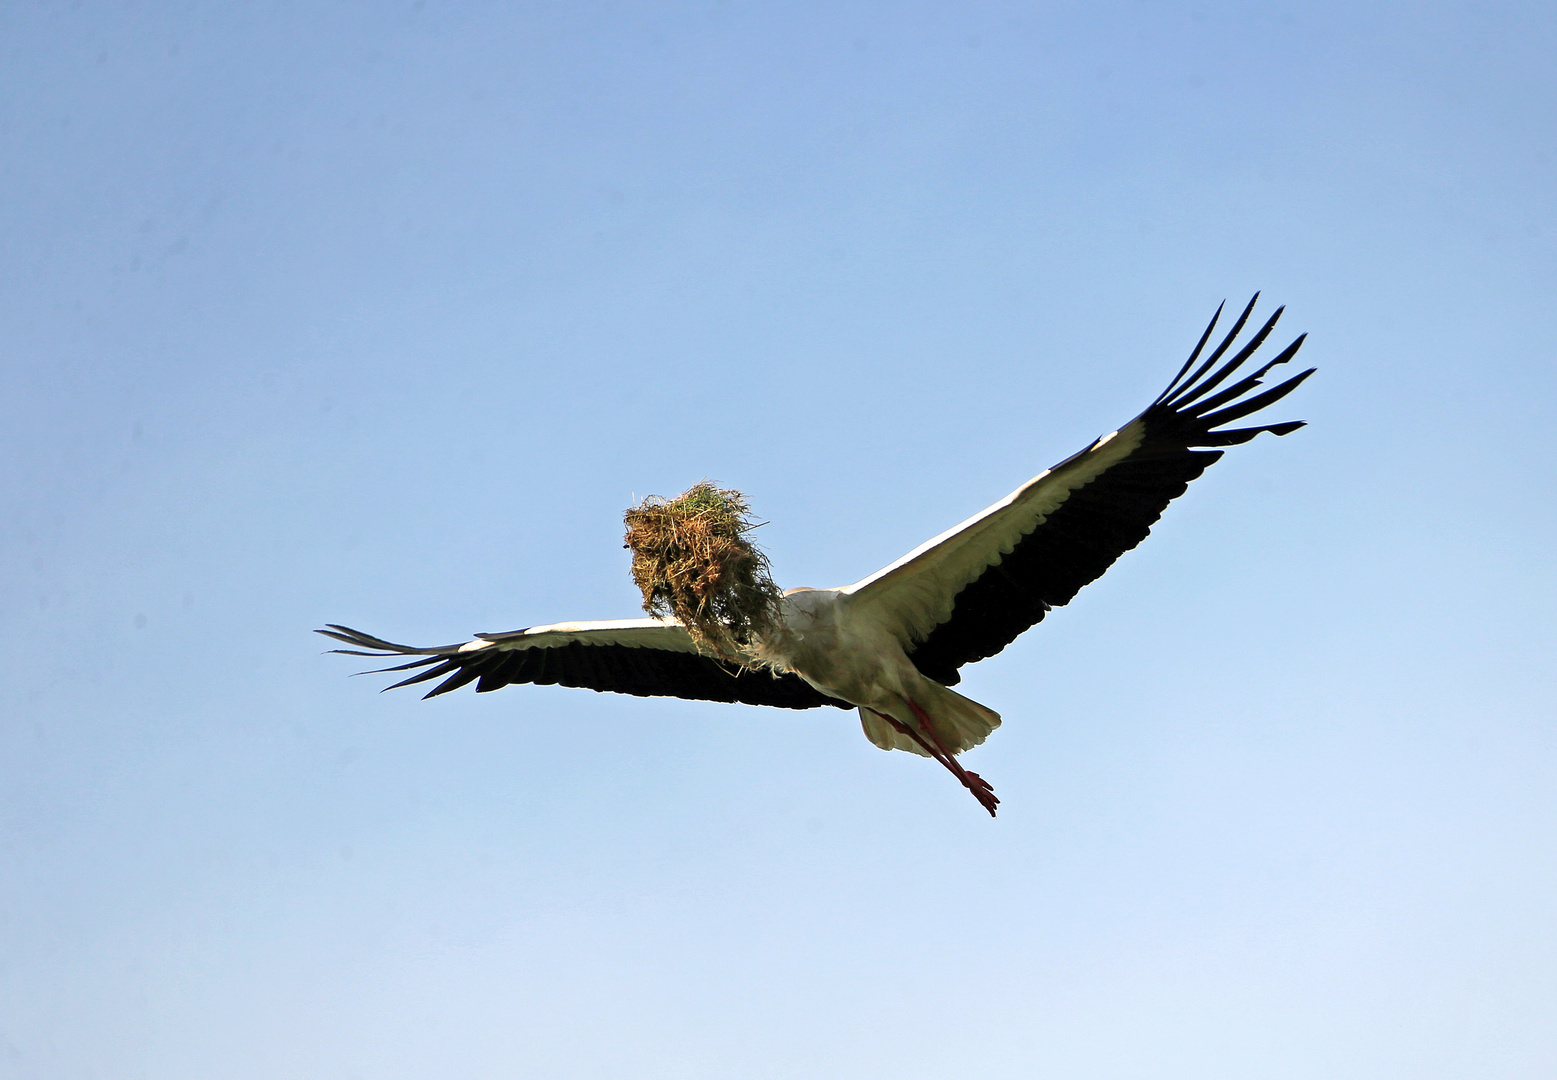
[320,296,1313,816]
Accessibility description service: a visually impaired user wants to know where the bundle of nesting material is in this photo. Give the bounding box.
[623,481,783,662]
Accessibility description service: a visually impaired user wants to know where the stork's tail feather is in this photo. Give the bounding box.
[858,683,1002,756]
[861,708,932,755]
[920,682,1002,753]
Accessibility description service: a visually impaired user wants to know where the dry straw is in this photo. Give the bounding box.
[623,481,783,662]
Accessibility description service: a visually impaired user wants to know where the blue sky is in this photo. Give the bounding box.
[3,2,1554,1077]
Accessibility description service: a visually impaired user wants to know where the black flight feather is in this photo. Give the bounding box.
[318,624,851,710]
[907,296,1311,686]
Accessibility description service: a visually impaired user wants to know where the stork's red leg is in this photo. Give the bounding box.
[904,698,1000,817]
[869,706,1000,817]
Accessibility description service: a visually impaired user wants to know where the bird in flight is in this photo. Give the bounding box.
[320,296,1313,816]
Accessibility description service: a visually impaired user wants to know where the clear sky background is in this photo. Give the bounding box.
[3,2,1554,1077]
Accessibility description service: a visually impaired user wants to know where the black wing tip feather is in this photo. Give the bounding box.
[1157,297,1229,401]
[1150,296,1312,445]
[314,623,487,697]
[316,625,408,651]
[1153,293,1265,406]
[315,624,463,656]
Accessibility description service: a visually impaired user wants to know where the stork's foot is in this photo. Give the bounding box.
[870,707,1000,818]
[904,698,1000,818]
[962,770,1000,817]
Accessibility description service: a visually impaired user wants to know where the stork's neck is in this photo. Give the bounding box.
[745,587,845,673]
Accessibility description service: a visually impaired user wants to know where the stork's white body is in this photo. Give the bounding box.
[759,587,1002,758]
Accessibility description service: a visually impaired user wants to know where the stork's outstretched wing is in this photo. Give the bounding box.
[843,295,1314,685]
[318,620,851,710]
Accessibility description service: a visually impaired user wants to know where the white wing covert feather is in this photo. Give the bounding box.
[842,420,1148,647]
